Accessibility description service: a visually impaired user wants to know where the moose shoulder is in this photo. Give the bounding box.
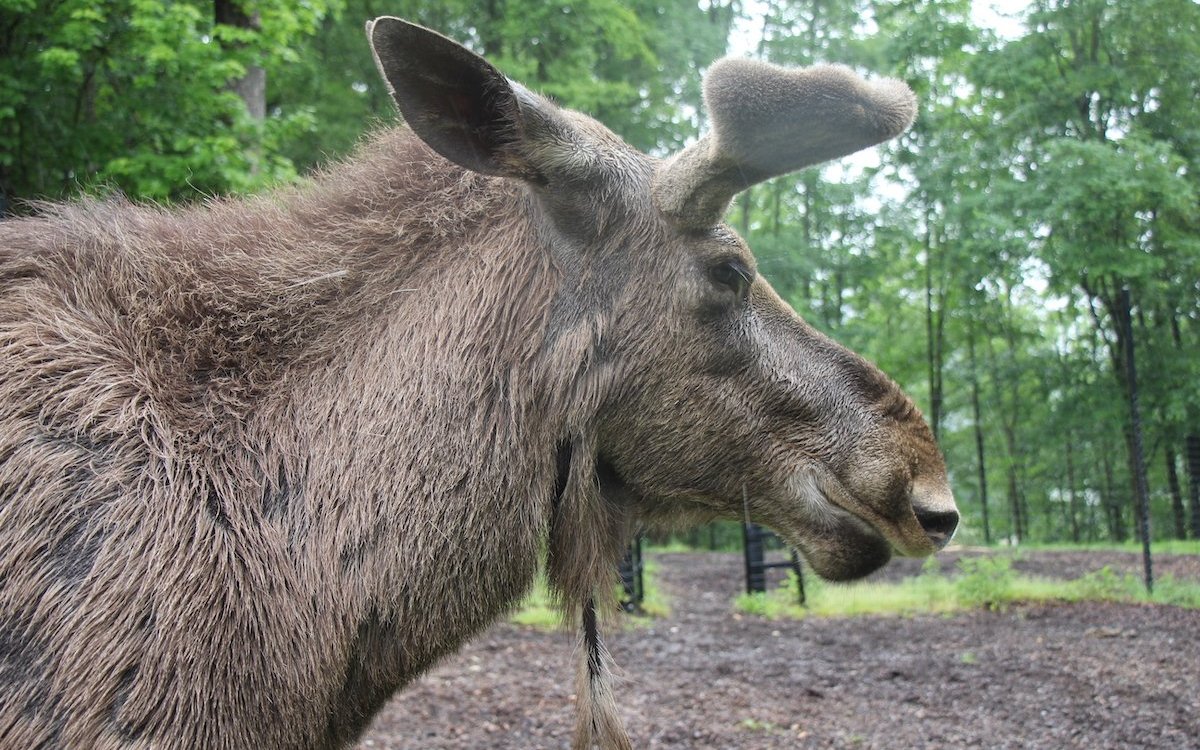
[0,17,957,750]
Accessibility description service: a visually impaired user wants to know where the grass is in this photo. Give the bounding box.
[737,718,788,734]
[734,555,1200,620]
[1015,539,1200,555]
[508,573,562,629]
[643,539,701,554]
[510,558,670,630]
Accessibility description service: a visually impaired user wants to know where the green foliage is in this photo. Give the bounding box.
[646,521,753,553]
[272,0,730,173]
[0,0,337,203]
[1,1,730,206]
[736,566,960,619]
[954,555,1015,611]
[633,558,672,619]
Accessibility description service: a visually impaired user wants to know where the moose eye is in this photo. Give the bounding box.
[709,260,753,301]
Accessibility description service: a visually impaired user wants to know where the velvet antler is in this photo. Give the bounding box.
[653,59,917,229]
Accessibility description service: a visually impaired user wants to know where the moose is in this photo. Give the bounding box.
[0,17,957,750]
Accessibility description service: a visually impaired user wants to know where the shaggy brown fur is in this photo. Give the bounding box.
[0,18,957,750]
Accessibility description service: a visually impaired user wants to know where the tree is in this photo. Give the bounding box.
[271,0,730,175]
[971,0,1200,545]
[0,0,338,205]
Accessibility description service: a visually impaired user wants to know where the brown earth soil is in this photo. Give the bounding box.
[357,550,1200,749]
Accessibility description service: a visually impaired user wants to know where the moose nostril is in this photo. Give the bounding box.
[914,508,959,549]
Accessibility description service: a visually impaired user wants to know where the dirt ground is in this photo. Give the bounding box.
[357,550,1200,749]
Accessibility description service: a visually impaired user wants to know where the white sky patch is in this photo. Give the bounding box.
[972,0,1029,41]
[728,0,767,59]
[729,0,1030,60]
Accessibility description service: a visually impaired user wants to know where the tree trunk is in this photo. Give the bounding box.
[1116,287,1153,591]
[1085,476,1098,542]
[1102,448,1126,542]
[1165,444,1186,540]
[1187,433,1200,540]
[923,212,944,442]
[215,0,265,120]
[479,0,504,56]
[1006,459,1024,543]
[1066,434,1081,543]
[967,326,991,544]
[999,287,1024,543]
[799,171,816,301]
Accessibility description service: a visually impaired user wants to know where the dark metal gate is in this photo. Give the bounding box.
[742,522,806,605]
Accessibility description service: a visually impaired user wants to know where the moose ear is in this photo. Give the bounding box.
[366,17,540,181]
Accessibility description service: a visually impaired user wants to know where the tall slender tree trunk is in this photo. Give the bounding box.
[1085,477,1098,542]
[923,211,944,441]
[798,170,817,302]
[1168,310,1200,540]
[1005,462,1024,543]
[1186,434,1200,539]
[479,0,504,56]
[1116,287,1153,591]
[1165,444,1186,540]
[998,285,1024,542]
[967,326,991,544]
[1066,434,1081,543]
[1102,448,1126,541]
[215,0,265,120]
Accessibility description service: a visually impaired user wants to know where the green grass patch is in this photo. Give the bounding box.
[509,573,562,629]
[633,558,672,619]
[737,717,787,734]
[734,555,1200,619]
[510,559,670,630]
[643,539,701,554]
[1004,539,1200,555]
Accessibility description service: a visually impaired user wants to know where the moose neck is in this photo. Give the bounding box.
[243,130,621,677]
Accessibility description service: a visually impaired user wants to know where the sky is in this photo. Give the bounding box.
[730,0,1031,57]
[973,0,1031,40]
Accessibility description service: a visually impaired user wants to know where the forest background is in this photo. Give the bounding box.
[2,0,1197,550]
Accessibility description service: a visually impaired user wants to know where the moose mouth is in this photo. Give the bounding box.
[786,511,893,582]
[774,470,902,582]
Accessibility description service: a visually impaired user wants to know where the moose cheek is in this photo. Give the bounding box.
[700,346,749,379]
[694,317,755,378]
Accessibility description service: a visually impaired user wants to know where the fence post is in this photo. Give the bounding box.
[618,536,644,611]
[743,522,805,605]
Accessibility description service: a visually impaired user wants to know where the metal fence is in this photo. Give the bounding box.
[742,522,806,605]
